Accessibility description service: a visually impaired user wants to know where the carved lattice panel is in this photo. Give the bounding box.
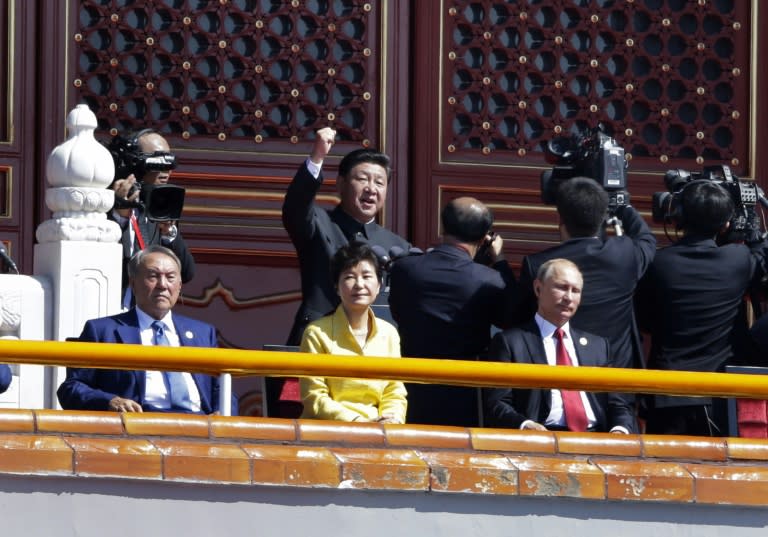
[443,0,751,174]
[74,0,380,146]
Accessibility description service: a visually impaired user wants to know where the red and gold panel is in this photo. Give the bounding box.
[440,1,751,174]
[72,0,381,148]
[412,1,762,260]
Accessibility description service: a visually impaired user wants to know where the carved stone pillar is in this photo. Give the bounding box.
[32,104,122,407]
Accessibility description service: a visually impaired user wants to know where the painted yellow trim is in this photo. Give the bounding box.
[3,339,768,399]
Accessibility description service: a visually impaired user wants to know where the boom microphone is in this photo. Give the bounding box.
[389,246,424,261]
[388,246,406,260]
[0,244,19,274]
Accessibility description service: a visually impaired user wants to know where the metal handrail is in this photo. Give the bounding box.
[1,338,768,399]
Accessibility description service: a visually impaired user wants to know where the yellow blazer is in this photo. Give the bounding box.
[299,306,408,423]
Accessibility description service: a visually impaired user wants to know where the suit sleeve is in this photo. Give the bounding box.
[482,332,528,428]
[379,381,408,423]
[634,268,654,333]
[0,364,11,394]
[387,262,406,326]
[489,261,518,329]
[601,339,637,433]
[511,257,538,326]
[166,231,196,283]
[282,162,323,249]
[617,205,656,278]
[56,321,123,411]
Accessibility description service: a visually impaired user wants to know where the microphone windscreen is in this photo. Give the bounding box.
[389,246,405,260]
[370,245,390,265]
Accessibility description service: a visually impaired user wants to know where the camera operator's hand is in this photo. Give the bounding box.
[158,221,179,242]
[309,127,336,165]
[488,233,505,264]
[111,174,141,217]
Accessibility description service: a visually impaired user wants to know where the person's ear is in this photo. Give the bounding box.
[533,279,541,298]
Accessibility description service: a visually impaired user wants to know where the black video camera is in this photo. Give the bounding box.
[106,133,185,222]
[652,165,767,244]
[541,124,630,214]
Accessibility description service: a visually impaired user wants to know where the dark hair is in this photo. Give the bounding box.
[555,177,609,237]
[679,180,734,236]
[441,198,493,242]
[127,244,181,279]
[338,148,391,182]
[330,241,383,285]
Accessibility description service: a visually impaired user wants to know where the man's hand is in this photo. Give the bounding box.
[376,414,399,424]
[309,127,336,165]
[489,233,505,263]
[111,174,141,217]
[158,221,178,240]
[108,396,143,413]
[522,421,548,431]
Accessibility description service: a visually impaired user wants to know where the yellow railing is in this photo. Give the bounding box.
[0,338,767,399]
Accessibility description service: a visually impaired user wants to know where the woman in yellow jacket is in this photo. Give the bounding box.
[299,241,407,423]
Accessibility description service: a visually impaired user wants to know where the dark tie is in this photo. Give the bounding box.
[554,328,589,432]
[151,320,193,411]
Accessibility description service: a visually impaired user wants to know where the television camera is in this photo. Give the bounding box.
[541,124,630,234]
[652,165,768,244]
[106,133,185,222]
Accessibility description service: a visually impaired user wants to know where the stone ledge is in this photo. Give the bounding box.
[1,410,768,505]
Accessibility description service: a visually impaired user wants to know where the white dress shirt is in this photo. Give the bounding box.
[527,314,597,430]
[135,307,202,412]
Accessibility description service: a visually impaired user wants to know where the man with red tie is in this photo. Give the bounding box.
[482,258,635,433]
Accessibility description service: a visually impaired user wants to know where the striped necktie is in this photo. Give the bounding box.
[152,320,193,411]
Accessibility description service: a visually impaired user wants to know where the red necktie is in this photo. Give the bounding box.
[554,328,589,432]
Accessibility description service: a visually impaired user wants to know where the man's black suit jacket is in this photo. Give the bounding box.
[388,244,517,427]
[636,235,766,408]
[116,209,196,290]
[515,205,656,370]
[482,321,636,432]
[282,162,410,346]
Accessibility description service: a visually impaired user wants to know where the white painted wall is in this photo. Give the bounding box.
[0,475,766,537]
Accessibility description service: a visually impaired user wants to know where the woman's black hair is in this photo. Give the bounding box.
[330,241,383,285]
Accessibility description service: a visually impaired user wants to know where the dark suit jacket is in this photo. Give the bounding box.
[636,235,766,408]
[515,205,655,370]
[114,209,196,291]
[57,309,235,414]
[388,244,516,427]
[389,244,516,359]
[282,162,410,345]
[483,321,636,432]
[0,364,11,394]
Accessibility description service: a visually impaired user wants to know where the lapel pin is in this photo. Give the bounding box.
[579,337,588,346]
[185,330,194,339]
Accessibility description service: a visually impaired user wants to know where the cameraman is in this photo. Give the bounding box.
[637,180,766,436]
[515,177,656,371]
[110,131,195,300]
[388,196,517,427]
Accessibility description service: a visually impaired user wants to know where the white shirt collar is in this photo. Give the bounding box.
[534,313,571,341]
[135,307,175,334]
